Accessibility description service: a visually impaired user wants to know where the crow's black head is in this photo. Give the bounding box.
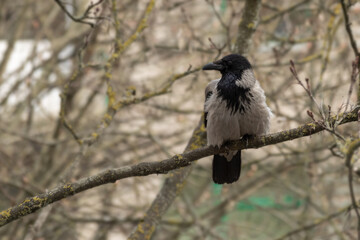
[203,54,254,114]
[202,54,252,79]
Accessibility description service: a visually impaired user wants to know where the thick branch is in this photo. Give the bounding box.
[235,0,262,54]
[128,117,205,239]
[0,111,357,228]
[130,1,265,238]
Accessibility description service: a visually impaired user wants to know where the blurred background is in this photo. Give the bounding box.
[0,0,360,239]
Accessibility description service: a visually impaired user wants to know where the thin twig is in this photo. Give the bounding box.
[54,0,105,27]
[345,57,360,113]
[290,60,345,141]
[290,60,324,119]
[274,201,358,240]
[345,138,360,239]
[260,0,311,24]
[340,0,360,109]
[208,38,226,59]
[340,0,360,58]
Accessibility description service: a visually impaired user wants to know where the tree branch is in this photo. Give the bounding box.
[0,110,357,228]
[260,0,310,24]
[340,0,359,58]
[54,0,105,27]
[274,200,359,240]
[128,0,263,234]
[339,0,360,105]
[128,117,206,240]
[235,0,262,54]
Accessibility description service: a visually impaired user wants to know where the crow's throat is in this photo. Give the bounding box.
[217,75,253,114]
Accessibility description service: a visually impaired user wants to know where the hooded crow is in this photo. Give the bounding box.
[203,54,271,184]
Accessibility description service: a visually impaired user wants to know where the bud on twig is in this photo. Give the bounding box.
[305,78,311,91]
[289,60,296,76]
[307,110,315,121]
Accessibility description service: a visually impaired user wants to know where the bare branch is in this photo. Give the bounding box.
[345,57,360,113]
[235,0,262,54]
[54,0,105,27]
[345,137,360,239]
[290,60,346,141]
[340,0,360,58]
[260,0,310,24]
[0,110,358,228]
[131,1,264,238]
[274,200,359,240]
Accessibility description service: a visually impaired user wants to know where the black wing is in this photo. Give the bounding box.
[204,112,208,128]
[204,91,213,128]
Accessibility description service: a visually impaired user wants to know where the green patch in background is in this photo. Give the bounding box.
[212,183,223,196]
[220,0,227,14]
[236,194,303,211]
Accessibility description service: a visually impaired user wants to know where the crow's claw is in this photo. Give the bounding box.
[242,134,255,146]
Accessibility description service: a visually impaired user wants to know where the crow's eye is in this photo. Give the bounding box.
[205,91,213,100]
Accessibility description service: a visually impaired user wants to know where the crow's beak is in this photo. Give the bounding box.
[202,62,224,71]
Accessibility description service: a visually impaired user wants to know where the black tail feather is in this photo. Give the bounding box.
[212,151,241,184]
[212,154,229,184]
